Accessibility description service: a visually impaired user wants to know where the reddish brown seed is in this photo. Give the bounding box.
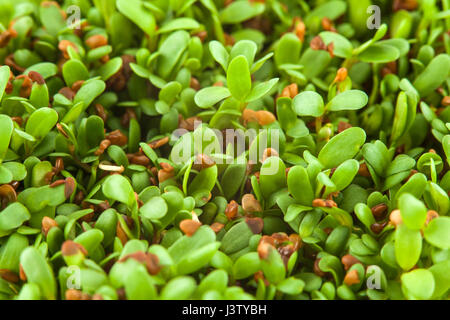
[179,116,201,131]
[58,40,78,59]
[95,139,111,156]
[370,221,388,234]
[195,30,208,42]
[71,80,85,92]
[160,162,174,173]
[389,209,403,227]
[61,240,88,256]
[92,294,104,300]
[0,184,17,204]
[149,136,169,149]
[85,34,108,49]
[242,109,259,125]
[190,77,201,91]
[253,270,270,286]
[312,199,337,208]
[338,121,352,133]
[310,36,326,50]
[224,33,235,46]
[65,289,83,300]
[358,162,371,178]
[294,18,306,42]
[106,130,128,146]
[371,203,388,220]
[28,71,45,85]
[42,216,58,236]
[262,148,279,163]
[441,96,450,107]
[225,200,239,220]
[16,75,32,98]
[131,155,150,166]
[287,83,298,98]
[49,179,65,188]
[119,251,161,275]
[288,234,301,251]
[0,269,19,283]
[210,222,225,233]
[0,30,13,48]
[341,254,361,271]
[327,43,334,58]
[393,0,418,11]
[425,210,439,226]
[321,17,336,32]
[145,252,161,275]
[64,177,76,199]
[313,258,327,277]
[19,264,26,281]
[271,233,289,246]
[256,110,276,126]
[94,103,108,122]
[58,87,76,100]
[344,269,360,286]
[257,241,273,260]
[179,219,202,237]
[116,221,128,245]
[194,153,216,170]
[5,54,25,72]
[242,194,262,213]
[10,181,20,190]
[54,157,64,174]
[246,217,264,234]
[334,68,348,83]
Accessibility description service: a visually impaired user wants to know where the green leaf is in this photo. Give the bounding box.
[401,269,435,300]
[157,30,190,79]
[116,0,156,36]
[319,32,353,58]
[62,60,89,87]
[331,159,359,191]
[274,33,302,66]
[318,127,366,169]
[358,43,400,63]
[73,80,106,110]
[293,91,325,117]
[157,18,200,34]
[20,247,56,300]
[246,78,279,103]
[0,65,10,102]
[209,41,229,72]
[259,157,287,200]
[395,224,422,271]
[160,276,196,300]
[227,55,252,102]
[233,252,261,280]
[277,277,305,295]
[102,174,135,207]
[398,194,427,230]
[195,87,231,108]
[327,90,368,111]
[424,217,450,249]
[0,115,13,163]
[413,54,450,97]
[0,203,30,232]
[220,1,265,24]
[25,108,58,141]
[429,260,450,298]
[140,196,168,220]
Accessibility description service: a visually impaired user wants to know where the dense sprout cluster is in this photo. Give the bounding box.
[0,0,449,300]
